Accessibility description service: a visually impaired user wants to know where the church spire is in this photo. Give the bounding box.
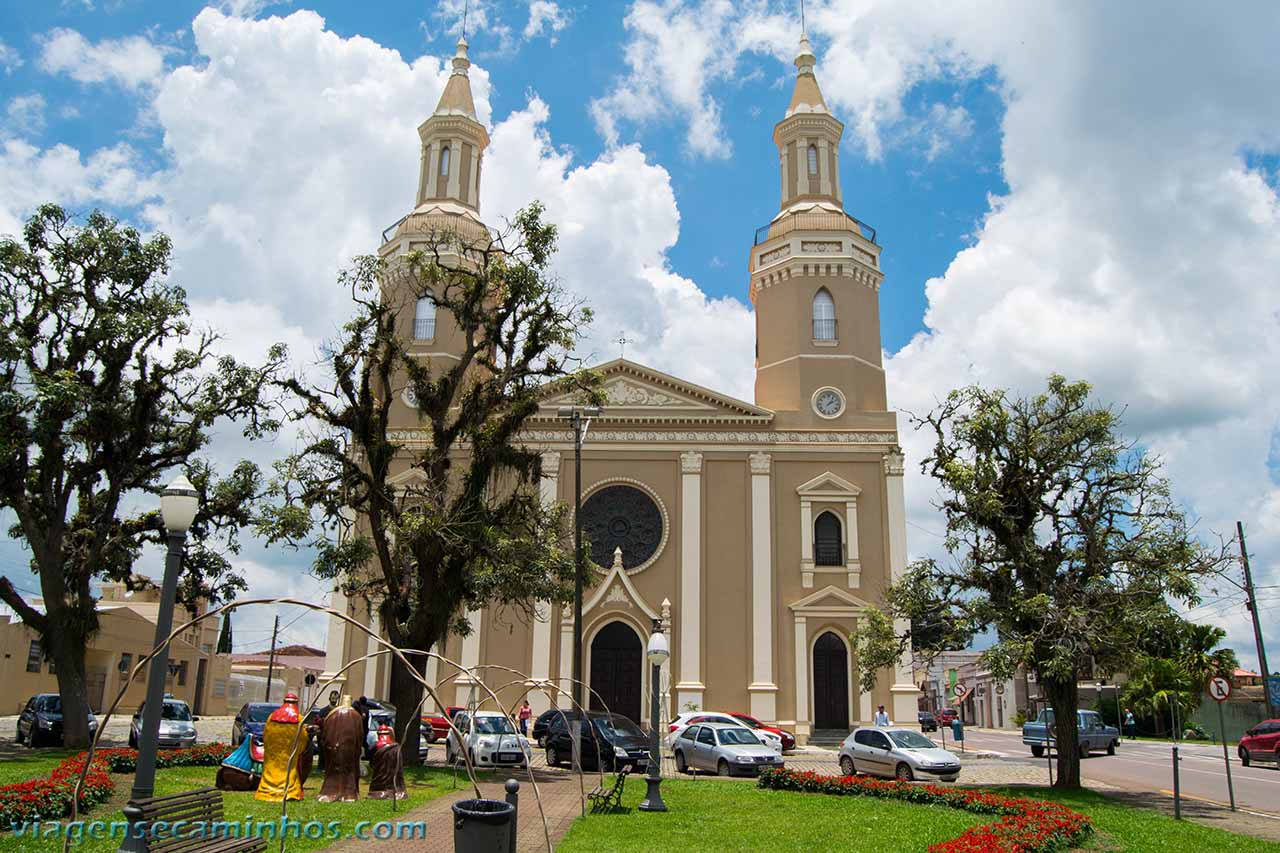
[433,37,479,119]
[786,33,828,116]
[413,35,490,213]
[772,32,844,211]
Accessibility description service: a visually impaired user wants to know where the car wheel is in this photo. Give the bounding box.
[1079,742,1089,759]
[717,759,731,777]
[1106,740,1116,756]
[29,729,43,749]
[1031,744,1044,758]
[15,726,25,747]
[546,746,559,767]
[128,731,137,749]
[1236,746,1249,767]
[675,751,689,774]
[895,763,914,782]
[839,755,855,777]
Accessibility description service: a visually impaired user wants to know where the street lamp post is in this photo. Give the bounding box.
[639,619,669,813]
[121,474,199,853]
[555,405,601,712]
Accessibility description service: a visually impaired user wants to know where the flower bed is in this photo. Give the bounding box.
[0,743,228,825]
[758,769,1092,853]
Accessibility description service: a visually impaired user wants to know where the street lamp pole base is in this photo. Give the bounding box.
[638,774,667,812]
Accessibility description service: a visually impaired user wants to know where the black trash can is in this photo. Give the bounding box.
[453,798,515,852]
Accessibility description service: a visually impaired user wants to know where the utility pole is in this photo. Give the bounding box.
[264,615,280,703]
[1238,521,1275,718]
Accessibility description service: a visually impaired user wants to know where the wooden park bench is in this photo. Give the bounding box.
[587,763,631,814]
[122,787,267,853]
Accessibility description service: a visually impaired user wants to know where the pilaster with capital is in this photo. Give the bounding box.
[527,451,561,713]
[675,450,705,710]
[748,451,778,721]
[883,446,919,721]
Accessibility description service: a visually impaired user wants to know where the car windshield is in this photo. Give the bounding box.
[247,705,276,722]
[716,727,761,746]
[473,716,515,735]
[162,703,192,721]
[42,696,62,713]
[889,731,938,750]
[593,715,644,738]
[734,715,762,729]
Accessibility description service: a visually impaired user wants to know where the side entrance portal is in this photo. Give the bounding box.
[589,621,643,722]
[813,631,850,730]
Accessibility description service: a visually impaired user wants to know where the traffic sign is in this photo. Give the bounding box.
[953,682,966,698]
[305,673,317,686]
[1208,675,1231,702]
[995,683,1005,696]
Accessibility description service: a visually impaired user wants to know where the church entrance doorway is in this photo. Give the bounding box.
[589,621,642,722]
[812,631,849,730]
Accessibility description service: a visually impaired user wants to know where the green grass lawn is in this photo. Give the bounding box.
[0,750,77,786]
[557,778,984,852]
[0,764,464,852]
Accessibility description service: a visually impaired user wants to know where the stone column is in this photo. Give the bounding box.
[844,497,861,588]
[454,607,483,707]
[363,606,381,700]
[528,451,560,714]
[468,148,480,207]
[446,138,461,199]
[884,447,919,721]
[793,615,809,742]
[675,451,705,710]
[749,452,778,721]
[817,138,832,197]
[557,617,574,709]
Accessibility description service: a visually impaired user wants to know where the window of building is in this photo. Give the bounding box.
[814,511,843,566]
[119,652,133,675]
[439,146,451,177]
[808,144,819,175]
[415,294,436,340]
[177,661,188,686]
[26,640,41,673]
[812,288,836,340]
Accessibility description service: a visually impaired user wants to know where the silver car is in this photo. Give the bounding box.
[672,722,785,777]
[839,727,961,782]
[129,697,197,749]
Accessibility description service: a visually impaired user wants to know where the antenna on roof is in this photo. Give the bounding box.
[800,0,806,36]
[463,0,469,40]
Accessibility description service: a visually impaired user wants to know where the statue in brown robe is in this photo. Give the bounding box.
[367,724,407,800]
[317,696,363,803]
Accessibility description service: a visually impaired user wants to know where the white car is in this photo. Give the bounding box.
[664,712,782,753]
[839,727,962,782]
[446,711,531,769]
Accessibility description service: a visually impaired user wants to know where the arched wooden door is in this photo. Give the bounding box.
[812,631,850,730]
[589,621,642,722]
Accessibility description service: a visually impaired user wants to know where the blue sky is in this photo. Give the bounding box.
[1,0,1278,670]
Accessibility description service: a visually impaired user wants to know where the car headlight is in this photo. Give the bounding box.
[612,748,627,757]
[39,719,52,729]
[478,736,498,748]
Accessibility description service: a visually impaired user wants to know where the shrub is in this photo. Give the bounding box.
[1012,711,1027,728]
[0,743,229,825]
[758,768,1092,853]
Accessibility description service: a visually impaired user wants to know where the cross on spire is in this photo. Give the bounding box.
[614,331,635,359]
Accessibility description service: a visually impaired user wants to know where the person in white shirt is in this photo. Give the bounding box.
[873,706,890,726]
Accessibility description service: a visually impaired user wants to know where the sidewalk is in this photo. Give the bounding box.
[324,769,589,853]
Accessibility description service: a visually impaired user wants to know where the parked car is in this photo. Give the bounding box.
[665,712,782,753]
[839,727,961,782]
[672,722,785,777]
[447,711,530,769]
[17,694,99,747]
[1022,709,1119,757]
[231,702,279,746]
[937,708,959,726]
[420,713,452,743]
[531,708,579,747]
[731,712,797,751]
[1238,719,1280,767]
[363,705,430,759]
[918,711,938,732]
[544,712,651,771]
[129,697,198,749]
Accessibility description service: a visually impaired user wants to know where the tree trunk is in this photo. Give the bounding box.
[1041,673,1081,788]
[47,622,92,748]
[388,652,428,767]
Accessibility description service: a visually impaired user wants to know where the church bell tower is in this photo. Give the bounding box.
[749,35,888,428]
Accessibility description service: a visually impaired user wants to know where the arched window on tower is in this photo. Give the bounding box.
[808,144,819,176]
[415,294,436,340]
[812,288,836,340]
[814,511,843,566]
[439,146,451,177]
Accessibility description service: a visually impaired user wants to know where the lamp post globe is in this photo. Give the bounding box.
[160,474,199,533]
[639,621,669,813]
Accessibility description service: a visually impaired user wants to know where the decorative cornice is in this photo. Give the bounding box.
[680,450,704,474]
[749,451,772,475]
[521,429,898,445]
[541,450,561,476]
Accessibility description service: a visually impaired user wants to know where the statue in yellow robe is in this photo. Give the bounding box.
[255,692,309,802]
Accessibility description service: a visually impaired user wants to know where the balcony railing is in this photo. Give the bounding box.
[754,209,877,246]
[814,540,844,567]
[414,318,436,340]
[812,318,837,341]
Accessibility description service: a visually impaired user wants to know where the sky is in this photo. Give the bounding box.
[0,0,1277,676]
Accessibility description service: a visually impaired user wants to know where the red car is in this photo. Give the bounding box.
[731,712,797,752]
[420,714,451,743]
[937,708,959,726]
[1238,718,1280,767]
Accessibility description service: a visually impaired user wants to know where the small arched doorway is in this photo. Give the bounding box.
[589,621,643,722]
[812,631,850,730]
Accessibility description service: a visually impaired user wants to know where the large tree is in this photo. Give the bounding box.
[853,375,1231,787]
[0,205,283,745]
[1122,619,1237,736]
[260,203,599,761]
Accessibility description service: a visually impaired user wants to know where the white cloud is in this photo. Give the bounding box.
[38,27,171,90]
[524,1,570,43]
[0,38,22,73]
[6,94,47,137]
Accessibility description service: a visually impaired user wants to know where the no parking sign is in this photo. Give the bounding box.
[1208,675,1231,702]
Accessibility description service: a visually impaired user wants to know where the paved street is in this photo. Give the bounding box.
[0,714,236,748]
[955,726,1280,818]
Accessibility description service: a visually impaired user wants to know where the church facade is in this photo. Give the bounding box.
[321,34,919,742]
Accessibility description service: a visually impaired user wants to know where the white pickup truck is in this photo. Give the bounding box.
[1022,709,1120,758]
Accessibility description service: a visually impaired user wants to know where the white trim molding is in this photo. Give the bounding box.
[675,451,705,711]
[788,586,874,740]
[796,471,863,588]
[748,451,778,721]
[883,444,921,722]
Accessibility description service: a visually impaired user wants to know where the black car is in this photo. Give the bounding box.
[17,694,99,747]
[531,708,578,746]
[918,711,938,732]
[543,712,651,771]
[231,702,279,746]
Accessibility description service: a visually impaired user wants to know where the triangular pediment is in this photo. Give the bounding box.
[580,548,658,621]
[535,358,773,424]
[796,471,861,497]
[789,585,874,613]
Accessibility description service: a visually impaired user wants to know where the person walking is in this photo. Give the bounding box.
[873,705,890,727]
[518,699,533,737]
[1123,708,1136,740]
